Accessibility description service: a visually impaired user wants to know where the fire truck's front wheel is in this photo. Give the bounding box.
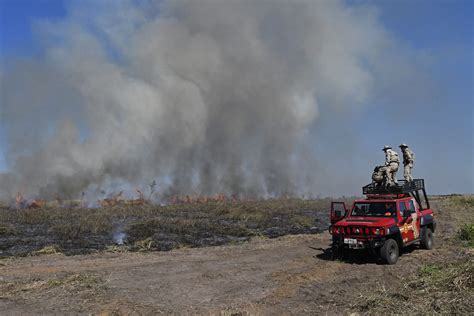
[380,239,399,265]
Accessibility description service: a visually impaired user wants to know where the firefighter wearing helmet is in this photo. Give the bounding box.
[399,143,415,181]
[382,145,399,185]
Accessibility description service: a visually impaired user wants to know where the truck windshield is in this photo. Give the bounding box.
[351,202,396,217]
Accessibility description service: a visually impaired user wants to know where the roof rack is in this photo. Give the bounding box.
[363,179,424,195]
[362,179,430,210]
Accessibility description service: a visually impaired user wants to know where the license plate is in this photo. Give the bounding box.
[344,238,357,245]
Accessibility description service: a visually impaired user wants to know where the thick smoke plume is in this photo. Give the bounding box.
[1,0,391,200]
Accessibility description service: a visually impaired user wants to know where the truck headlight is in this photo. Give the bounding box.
[371,228,385,236]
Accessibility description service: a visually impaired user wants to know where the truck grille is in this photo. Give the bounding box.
[344,226,369,236]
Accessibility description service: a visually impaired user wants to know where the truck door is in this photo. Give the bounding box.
[398,201,410,243]
[409,199,421,240]
[330,202,347,224]
[399,200,419,243]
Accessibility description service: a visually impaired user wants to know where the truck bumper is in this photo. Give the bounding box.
[332,236,385,250]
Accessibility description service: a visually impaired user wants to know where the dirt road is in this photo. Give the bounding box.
[0,198,471,315]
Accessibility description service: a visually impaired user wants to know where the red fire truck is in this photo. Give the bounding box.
[329,179,436,264]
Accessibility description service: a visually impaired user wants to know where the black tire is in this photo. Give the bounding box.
[330,246,337,260]
[420,228,434,250]
[380,239,399,265]
[331,246,344,261]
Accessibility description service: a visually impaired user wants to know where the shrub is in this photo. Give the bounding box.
[456,223,474,247]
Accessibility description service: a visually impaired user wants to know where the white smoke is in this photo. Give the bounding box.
[0,0,404,199]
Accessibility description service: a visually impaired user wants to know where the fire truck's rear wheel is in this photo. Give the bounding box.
[380,239,399,265]
[420,228,434,250]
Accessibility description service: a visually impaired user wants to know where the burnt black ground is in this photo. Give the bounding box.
[0,198,338,257]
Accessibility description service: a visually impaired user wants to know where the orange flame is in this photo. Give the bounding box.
[29,199,47,209]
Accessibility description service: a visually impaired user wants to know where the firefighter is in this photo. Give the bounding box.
[382,145,399,185]
[372,165,385,185]
[399,143,415,181]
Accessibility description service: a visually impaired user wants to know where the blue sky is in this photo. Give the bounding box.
[0,0,66,57]
[0,0,472,194]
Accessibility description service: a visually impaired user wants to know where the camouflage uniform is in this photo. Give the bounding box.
[383,146,399,185]
[400,144,415,181]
